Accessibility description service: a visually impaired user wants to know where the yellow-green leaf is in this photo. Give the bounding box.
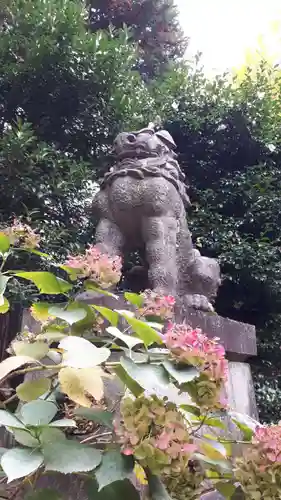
[59,366,104,407]
[13,341,49,360]
[0,356,39,382]
[0,296,9,314]
[16,378,51,402]
[0,233,10,254]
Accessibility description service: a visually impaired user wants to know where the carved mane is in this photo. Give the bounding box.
[100,128,191,207]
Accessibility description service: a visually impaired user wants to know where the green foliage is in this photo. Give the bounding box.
[88,0,187,78]
[0,0,156,261]
[0,235,258,499]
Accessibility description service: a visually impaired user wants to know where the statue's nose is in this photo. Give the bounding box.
[126,133,136,143]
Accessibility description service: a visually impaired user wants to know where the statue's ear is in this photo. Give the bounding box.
[155,130,177,149]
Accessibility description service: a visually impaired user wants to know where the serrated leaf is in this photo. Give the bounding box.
[92,305,118,326]
[12,341,49,360]
[59,366,104,407]
[215,481,236,498]
[0,410,25,429]
[13,272,72,295]
[16,378,51,402]
[0,233,10,254]
[1,448,43,483]
[24,488,63,500]
[48,306,86,325]
[119,358,169,395]
[118,314,162,346]
[147,472,172,500]
[0,297,9,314]
[11,429,39,448]
[106,326,143,349]
[162,361,199,385]
[74,408,113,429]
[95,451,134,491]
[49,419,76,428]
[59,336,110,368]
[43,440,102,474]
[20,400,57,426]
[124,292,144,308]
[87,478,140,500]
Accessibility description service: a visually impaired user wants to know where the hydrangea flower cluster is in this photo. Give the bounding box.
[65,245,122,288]
[139,290,175,320]
[114,395,197,476]
[163,323,228,409]
[163,462,205,500]
[235,424,281,499]
[4,218,40,249]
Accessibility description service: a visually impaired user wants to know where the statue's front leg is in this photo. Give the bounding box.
[95,218,124,258]
[142,216,177,296]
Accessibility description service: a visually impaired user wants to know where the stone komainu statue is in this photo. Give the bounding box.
[92,126,221,311]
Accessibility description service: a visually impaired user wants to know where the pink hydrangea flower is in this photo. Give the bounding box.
[254,424,281,463]
[65,245,122,288]
[139,290,175,320]
[163,323,227,380]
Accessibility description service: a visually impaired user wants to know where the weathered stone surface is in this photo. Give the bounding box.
[92,126,221,313]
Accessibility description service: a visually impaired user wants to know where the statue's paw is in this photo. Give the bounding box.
[183,294,214,313]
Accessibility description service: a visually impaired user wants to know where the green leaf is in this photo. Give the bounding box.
[13,272,72,295]
[49,419,76,428]
[180,404,200,417]
[0,297,9,314]
[1,448,43,483]
[118,313,162,347]
[215,482,236,498]
[87,479,140,500]
[0,275,9,296]
[48,306,86,325]
[194,453,232,471]
[59,336,110,368]
[229,412,257,441]
[0,233,10,254]
[16,378,51,402]
[106,326,143,349]
[95,450,134,491]
[39,427,66,445]
[20,400,57,426]
[199,438,227,460]
[118,358,169,395]
[114,365,143,397]
[124,292,144,308]
[13,341,49,360]
[0,355,39,382]
[11,429,39,448]
[162,361,199,385]
[43,440,102,474]
[203,417,227,430]
[84,282,118,299]
[92,305,119,326]
[147,472,172,500]
[0,410,25,429]
[25,489,63,500]
[74,408,113,429]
